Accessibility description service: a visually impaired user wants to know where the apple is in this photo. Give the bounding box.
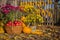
[18,21,22,26]
[7,21,13,25]
[14,20,18,24]
[6,21,15,26]
[6,23,10,26]
[12,23,15,26]
[14,20,22,26]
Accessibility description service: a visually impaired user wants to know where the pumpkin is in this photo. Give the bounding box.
[23,27,32,34]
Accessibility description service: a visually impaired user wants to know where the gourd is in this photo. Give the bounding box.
[23,26,32,34]
[31,29,43,35]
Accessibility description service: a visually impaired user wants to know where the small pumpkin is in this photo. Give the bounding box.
[23,27,32,34]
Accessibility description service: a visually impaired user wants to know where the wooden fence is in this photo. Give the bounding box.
[0,0,60,25]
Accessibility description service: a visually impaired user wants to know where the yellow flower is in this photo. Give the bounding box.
[29,2,33,6]
[48,0,52,4]
[24,5,33,9]
[42,10,46,16]
[45,10,52,18]
[20,2,23,6]
[0,27,4,33]
[39,2,42,6]
[21,16,26,21]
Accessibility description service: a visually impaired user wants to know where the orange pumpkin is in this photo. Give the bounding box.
[23,27,32,34]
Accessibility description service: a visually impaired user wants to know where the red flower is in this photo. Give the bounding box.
[3,9,10,14]
[0,5,1,8]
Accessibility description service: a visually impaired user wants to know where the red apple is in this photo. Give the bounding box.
[14,20,19,26]
[6,23,10,26]
[17,21,22,26]
[14,20,22,26]
[6,21,16,27]
[12,23,15,26]
[14,20,18,24]
[15,23,19,26]
[7,21,13,25]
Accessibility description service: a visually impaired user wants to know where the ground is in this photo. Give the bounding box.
[0,25,60,40]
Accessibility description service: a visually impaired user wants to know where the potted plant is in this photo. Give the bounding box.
[1,4,23,35]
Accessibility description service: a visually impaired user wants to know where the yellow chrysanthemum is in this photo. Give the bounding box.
[0,27,4,33]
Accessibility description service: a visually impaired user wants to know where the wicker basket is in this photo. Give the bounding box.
[5,26,22,35]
